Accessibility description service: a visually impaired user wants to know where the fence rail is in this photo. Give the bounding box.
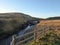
[16,36,34,45]
[10,26,46,45]
[10,25,59,45]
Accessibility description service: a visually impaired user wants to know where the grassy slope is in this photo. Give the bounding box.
[28,19,60,45]
[29,30,60,45]
[0,13,40,39]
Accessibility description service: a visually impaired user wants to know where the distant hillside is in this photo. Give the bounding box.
[47,16,60,20]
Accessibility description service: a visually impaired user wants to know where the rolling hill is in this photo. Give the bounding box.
[0,12,41,40]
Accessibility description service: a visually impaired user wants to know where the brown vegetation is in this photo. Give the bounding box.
[29,19,60,45]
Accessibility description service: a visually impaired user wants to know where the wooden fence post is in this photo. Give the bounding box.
[34,31,36,45]
[10,34,16,45]
[34,28,37,45]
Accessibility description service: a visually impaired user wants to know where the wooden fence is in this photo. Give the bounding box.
[10,25,59,45]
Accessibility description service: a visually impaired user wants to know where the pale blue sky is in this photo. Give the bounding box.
[0,0,60,18]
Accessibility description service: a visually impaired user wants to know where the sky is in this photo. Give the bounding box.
[0,0,60,18]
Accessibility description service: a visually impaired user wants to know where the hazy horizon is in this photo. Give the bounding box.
[0,0,60,18]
